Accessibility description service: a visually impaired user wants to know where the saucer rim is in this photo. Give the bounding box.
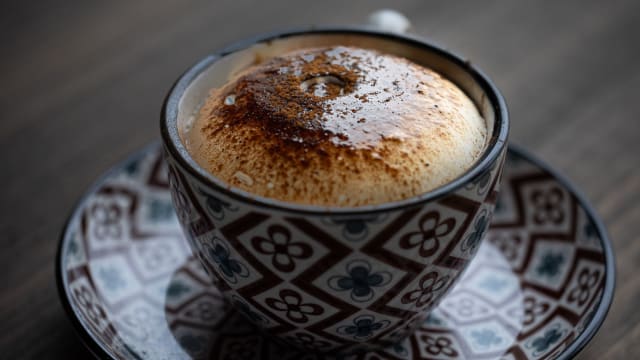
[55,142,615,360]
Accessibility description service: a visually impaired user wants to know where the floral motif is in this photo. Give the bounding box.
[531,187,565,224]
[470,329,503,349]
[61,146,615,357]
[461,209,489,253]
[284,332,331,351]
[337,315,390,340]
[527,324,566,356]
[522,296,550,326]
[420,334,458,357]
[328,260,391,302]
[90,202,122,239]
[446,297,489,318]
[488,233,523,262]
[402,271,449,308]
[536,251,565,278]
[399,211,455,258]
[568,268,601,306]
[139,242,178,272]
[265,289,323,323]
[252,225,312,273]
[73,285,108,330]
[204,238,249,284]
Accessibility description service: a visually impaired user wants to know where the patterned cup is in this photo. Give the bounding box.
[160,29,509,354]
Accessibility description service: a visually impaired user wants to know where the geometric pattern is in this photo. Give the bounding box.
[163,133,506,353]
[57,143,613,359]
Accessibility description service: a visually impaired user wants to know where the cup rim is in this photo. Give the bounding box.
[160,27,509,215]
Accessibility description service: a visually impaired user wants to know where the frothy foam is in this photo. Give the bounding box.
[183,46,487,206]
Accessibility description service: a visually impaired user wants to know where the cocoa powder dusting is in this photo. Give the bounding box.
[200,46,446,156]
[207,47,360,151]
[185,45,488,206]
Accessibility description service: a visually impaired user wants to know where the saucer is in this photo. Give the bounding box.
[57,143,614,360]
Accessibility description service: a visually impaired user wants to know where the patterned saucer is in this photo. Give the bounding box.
[56,143,614,360]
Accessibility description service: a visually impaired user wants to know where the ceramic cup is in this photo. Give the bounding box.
[160,28,509,354]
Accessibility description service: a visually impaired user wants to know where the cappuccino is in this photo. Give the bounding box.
[183,46,487,206]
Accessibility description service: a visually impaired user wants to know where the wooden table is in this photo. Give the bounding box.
[1,0,638,358]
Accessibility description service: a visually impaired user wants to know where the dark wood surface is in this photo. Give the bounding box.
[1,0,638,358]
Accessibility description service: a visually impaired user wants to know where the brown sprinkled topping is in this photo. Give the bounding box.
[202,46,439,152]
[185,45,487,206]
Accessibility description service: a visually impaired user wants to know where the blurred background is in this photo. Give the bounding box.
[1,0,638,358]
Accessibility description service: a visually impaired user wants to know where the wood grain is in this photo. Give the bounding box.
[1,0,638,358]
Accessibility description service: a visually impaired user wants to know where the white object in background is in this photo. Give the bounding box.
[367,9,411,34]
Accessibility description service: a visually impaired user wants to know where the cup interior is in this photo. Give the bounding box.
[163,29,508,213]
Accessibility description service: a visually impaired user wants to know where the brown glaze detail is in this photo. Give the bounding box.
[186,46,487,206]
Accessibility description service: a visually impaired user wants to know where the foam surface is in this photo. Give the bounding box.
[184,46,487,206]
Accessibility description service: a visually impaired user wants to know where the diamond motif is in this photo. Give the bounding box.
[523,240,575,292]
[59,145,612,359]
[89,255,141,305]
[459,320,516,355]
[316,255,400,306]
[465,267,520,305]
